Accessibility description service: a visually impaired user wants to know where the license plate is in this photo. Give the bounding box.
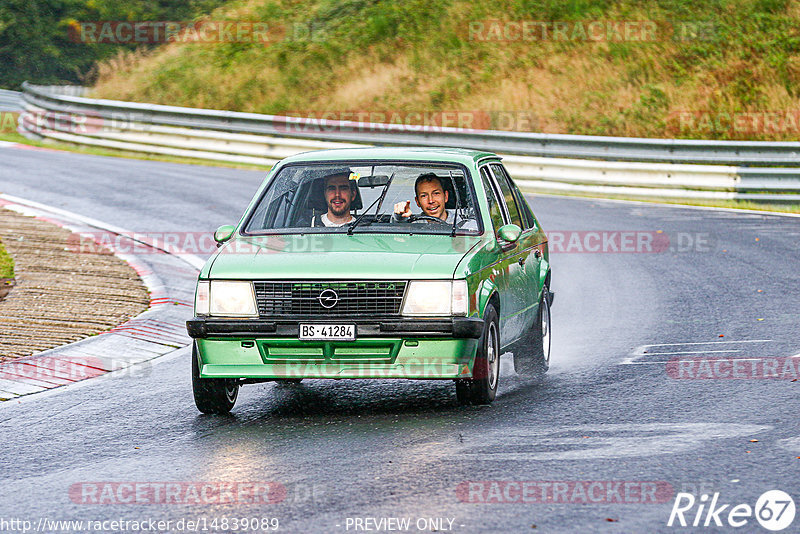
[299,324,356,341]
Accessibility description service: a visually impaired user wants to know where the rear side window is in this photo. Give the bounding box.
[480,167,505,232]
[500,165,535,230]
[490,164,523,228]
[513,184,536,230]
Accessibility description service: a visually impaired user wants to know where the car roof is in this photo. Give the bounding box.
[278,147,501,166]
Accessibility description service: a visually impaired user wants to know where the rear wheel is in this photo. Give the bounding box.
[192,342,239,414]
[513,287,551,376]
[456,304,500,405]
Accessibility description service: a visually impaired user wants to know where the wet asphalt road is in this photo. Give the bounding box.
[0,147,799,533]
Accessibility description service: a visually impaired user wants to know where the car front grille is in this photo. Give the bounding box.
[254,281,407,317]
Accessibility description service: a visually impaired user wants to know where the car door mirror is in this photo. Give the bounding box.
[214,224,235,245]
[497,223,521,243]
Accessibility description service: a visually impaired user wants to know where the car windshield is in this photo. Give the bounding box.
[243,162,481,235]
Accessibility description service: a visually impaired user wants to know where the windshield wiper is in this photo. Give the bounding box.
[347,172,395,235]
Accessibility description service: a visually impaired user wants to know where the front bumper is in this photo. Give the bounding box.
[187,316,483,380]
[186,316,484,339]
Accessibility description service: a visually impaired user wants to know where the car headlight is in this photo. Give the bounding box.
[402,280,468,317]
[196,280,258,317]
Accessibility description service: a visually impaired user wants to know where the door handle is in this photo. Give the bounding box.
[534,249,542,259]
[518,257,526,266]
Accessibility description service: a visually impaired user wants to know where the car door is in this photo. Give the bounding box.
[506,167,548,305]
[488,163,539,345]
[479,164,522,345]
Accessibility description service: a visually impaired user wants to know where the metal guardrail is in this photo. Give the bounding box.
[0,89,22,112]
[17,82,800,201]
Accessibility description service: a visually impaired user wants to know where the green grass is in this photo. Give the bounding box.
[0,239,13,279]
[90,0,800,141]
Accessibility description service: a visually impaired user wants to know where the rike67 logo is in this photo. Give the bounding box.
[668,490,796,531]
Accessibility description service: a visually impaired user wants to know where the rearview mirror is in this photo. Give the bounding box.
[214,225,235,244]
[497,223,521,243]
[357,175,390,188]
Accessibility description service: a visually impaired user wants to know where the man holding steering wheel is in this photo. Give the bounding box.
[393,173,454,224]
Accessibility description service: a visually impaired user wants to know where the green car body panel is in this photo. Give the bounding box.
[188,147,550,381]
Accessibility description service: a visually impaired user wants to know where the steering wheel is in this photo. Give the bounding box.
[407,214,448,224]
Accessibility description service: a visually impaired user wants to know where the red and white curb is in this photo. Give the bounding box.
[0,194,204,401]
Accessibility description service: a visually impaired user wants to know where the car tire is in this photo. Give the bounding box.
[192,342,239,414]
[512,286,551,377]
[456,304,500,405]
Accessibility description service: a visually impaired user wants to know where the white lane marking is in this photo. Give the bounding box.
[638,340,772,348]
[0,193,205,270]
[621,340,773,364]
[455,423,770,461]
[643,350,742,355]
[625,350,800,365]
[623,358,764,365]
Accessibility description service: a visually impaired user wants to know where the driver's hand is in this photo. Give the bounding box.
[394,201,412,218]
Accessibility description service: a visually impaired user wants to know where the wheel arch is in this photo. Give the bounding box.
[476,278,500,318]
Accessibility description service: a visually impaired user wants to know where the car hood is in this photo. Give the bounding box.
[206,233,484,280]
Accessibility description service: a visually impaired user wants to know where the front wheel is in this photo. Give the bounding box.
[456,304,500,405]
[192,342,239,414]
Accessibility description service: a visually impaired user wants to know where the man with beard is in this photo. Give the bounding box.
[311,171,356,227]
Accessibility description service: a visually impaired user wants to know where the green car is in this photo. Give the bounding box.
[187,147,552,413]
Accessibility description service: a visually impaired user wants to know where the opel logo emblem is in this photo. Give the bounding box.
[318,288,339,309]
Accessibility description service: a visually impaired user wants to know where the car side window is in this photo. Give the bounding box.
[480,167,505,232]
[489,164,524,229]
[512,183,536,230]
[500,166,535,230]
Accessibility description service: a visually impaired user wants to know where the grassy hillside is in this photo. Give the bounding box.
[91,0,800,140]
[0,0,228,89]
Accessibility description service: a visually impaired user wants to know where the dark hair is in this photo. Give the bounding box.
[323,170,356,192]
[414,173,444,196]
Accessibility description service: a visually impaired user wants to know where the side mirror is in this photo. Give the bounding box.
[497,223,521,244]
[214,225,235,245]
